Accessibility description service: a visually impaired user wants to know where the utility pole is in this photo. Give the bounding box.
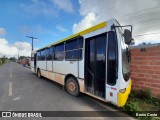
[26,36,38,51]
[18,51,19,62]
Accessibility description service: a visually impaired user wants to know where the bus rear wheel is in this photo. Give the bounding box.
[37,69,41,78]
[66,77,80,96]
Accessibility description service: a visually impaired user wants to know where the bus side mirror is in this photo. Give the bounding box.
[124,29,132,45]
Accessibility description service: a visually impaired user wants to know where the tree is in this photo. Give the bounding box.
[2,55,6,63]
[19,56,26,60]
[9,57,16,62]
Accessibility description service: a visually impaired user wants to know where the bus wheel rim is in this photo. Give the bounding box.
[68,82,76,92]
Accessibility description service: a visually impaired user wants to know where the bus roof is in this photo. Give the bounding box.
[37,21,107,51]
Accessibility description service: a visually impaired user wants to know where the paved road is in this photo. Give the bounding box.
[0,62,133,120]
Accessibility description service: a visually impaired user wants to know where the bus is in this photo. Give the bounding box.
[31,19,132,107]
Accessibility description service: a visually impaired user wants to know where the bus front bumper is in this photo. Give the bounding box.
[117,80,132,107]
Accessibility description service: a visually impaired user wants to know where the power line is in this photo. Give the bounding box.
[41,1,160,36]
[82,0,131,16]
[118,7,160,20]
[45,0,130,29]
[96,6,160,22]
[133,32,160,37]
[119,11,160,23]
[24,1,160,42]
[131,18,160,26]
[133,25,160,34]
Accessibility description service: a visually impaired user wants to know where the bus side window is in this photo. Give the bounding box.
[54,43,64,60]
[107,31,118,85]
[41,50,46,61]
[46,47,53,61]
[37,52,41,61]
[77,37,83,49]
[65,37,83,60]
[66,38,77,50]
[46,48,50,60]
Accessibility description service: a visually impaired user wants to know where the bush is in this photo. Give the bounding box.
[141,88,152,101]
[122,101,141,116]
[132,89,160,106]
[131,89,151,100]
[129,90,137,98]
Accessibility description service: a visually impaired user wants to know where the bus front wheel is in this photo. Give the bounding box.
[66,77,80,96]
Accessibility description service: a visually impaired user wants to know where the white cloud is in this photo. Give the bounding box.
[134,32,160,45]
[73,0,160,45]
[14,42,31,51]
[52,0,74,13]
[56,25,68,32]
[73,12,96,33]
[0,38,31,58]
[21,0,74,17]
[20,0,58,16]
[19,25,57,37]
[0,28,6,35]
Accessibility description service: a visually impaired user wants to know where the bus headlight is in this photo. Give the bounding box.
[119,88,126,93]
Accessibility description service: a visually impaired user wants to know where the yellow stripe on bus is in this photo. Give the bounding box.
[40,21,107,50]
[117,80,132,107]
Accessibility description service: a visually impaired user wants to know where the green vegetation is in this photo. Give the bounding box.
[129,89,160,107]
[0,55,7,66]
[106,89,160,120]
[9,57,16,62]
[121,89,160,120]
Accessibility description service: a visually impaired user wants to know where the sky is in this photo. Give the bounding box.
[0,0,160,58]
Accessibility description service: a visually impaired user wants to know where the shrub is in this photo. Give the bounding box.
[142,88,152,101]
[122,101,141,116]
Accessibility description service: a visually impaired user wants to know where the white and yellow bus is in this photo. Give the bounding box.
[31,19,132,107]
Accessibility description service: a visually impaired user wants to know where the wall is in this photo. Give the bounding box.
[130,44,160,98]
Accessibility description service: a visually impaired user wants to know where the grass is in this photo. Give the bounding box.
[0,62,3,66]
[122,90,160,120]
[105,89,160,120]
[0,61,4,66]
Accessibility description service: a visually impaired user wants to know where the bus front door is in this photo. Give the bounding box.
[85,33,106,98]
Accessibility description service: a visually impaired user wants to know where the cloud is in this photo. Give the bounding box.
[51,0,74,13]
[0,28,6,35]
[73,0,160,45]
[134,32,160,45]
[20,0,58,16]
[20,0,74,17]
[56,25,68,32]
[73,12,96,33]
[19,25,57,37]
[0,38,31,58]
[14,42,31,51]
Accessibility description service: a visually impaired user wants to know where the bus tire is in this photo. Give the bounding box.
[66,77,80,96]
[37,69,41,78]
